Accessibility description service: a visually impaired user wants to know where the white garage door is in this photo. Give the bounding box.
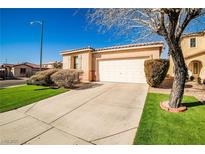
[99,59,147,83]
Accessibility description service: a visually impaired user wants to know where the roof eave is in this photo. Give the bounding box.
[94,44,164,53]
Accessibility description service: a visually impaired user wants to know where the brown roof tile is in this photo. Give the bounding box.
[61,41,164,54]
[95,42,164,51]
[13,62,40,68]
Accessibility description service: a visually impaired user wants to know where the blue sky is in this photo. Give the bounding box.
[1,9,205,64]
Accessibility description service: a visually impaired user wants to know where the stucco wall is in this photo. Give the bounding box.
[181,35,205,57]
[63,55,71,69]
[92,47,161,81]
[168,34,205,80]
[62,52,91,81]
[186,54,205,79]
[62,47,162,82]
[12,65,33,77]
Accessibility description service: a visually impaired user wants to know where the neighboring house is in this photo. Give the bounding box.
[168,30,205,80]
[12,62,41,77]
[61,42,163,83]
[0,64,14,79]
[42,61,56,69]
[42,61,62,69]
[0,62,41,78]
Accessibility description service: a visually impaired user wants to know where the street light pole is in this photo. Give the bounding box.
[30,20,44,71]
[39,21,44,71]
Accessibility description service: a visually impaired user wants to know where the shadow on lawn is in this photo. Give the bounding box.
[34,87,51,91]
[182,101,205,108]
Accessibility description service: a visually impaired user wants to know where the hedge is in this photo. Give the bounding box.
[27,69,59,86]
[144,59,169,87]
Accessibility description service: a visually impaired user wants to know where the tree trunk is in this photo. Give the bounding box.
[168,44,188,108]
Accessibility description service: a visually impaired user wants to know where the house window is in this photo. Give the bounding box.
[193,62,199,74]
[20,68,26,74]
[73,55,82,69]
[190,38,196,48]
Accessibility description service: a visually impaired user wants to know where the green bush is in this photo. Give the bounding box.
[190,76,194,81]
[51,69,81,88]
[197,77,202,84]
[28,69,59,86]
[144,59,169,87]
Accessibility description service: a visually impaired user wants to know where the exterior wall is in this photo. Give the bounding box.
[181,35,205,57]
[168,54,205,80]
[62,46,162,82]
[63,55,71,69]
[12,65,33,77]
[62,51,91,81]
[92,48,161,81]
[186,54,205,79]
[168,33,205,81]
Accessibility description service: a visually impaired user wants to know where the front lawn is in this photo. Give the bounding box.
[0,85,68,113]
[134,93,205,145]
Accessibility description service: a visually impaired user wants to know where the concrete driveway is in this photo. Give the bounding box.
[0,82,148,145]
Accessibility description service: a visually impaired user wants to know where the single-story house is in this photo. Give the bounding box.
[61,42,164,83]
[0,62,41,78]
[12,62,41,77]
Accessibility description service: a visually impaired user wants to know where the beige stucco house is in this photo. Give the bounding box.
[168,30,205,80]
[0,62,41,78]
[11,62,40,77]
[61,42,163,83]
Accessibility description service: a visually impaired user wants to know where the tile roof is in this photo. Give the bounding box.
[95,41,164,51]
[1,64,14,68]
[13,62,40,68]
[61,47,94,54]
[61,41,164,54]
[182,30,205,38]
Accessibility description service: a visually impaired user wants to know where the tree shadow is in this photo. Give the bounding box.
[34,87,51,91]
[182,101,205,108]
[73,83,103,90]
[157,82,193,89]
[185,84,193,88]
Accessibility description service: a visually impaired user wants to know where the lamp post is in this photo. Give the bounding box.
[30,21,44,71]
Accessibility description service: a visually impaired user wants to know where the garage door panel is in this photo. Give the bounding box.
[99,59,146,83]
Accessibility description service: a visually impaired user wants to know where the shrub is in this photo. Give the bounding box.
[197,77,202,84]
[190,76,194,81]
[203,79,205,85]
[51,69,81,88]
[28,69,59,86]
[144,59,169,87]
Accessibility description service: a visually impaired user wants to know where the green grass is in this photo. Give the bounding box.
[0,85,68,113]
[134,93,205,145]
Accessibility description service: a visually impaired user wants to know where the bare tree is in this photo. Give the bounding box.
[88,8,205,108]
[53,61,62,69]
